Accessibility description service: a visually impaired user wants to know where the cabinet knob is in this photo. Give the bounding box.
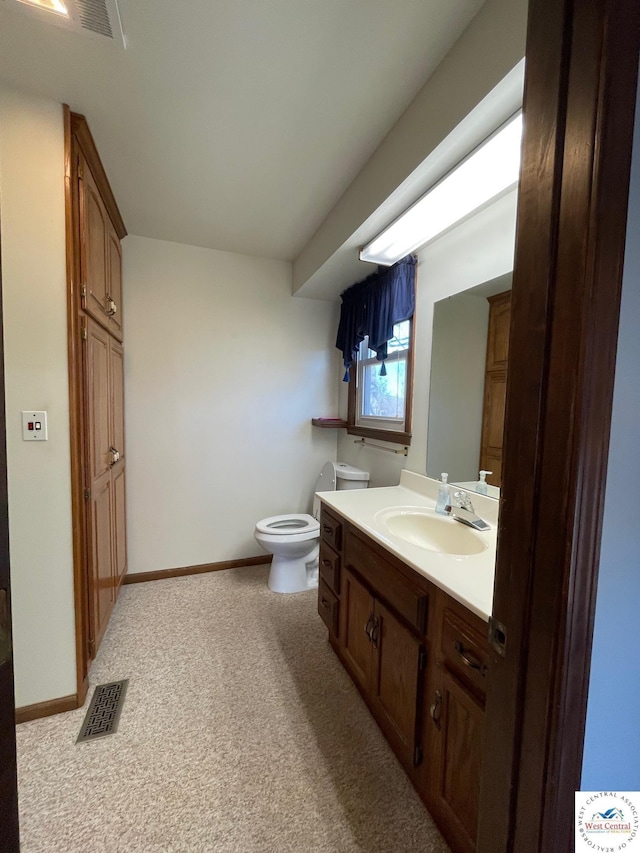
[365,613,374,640]
[430,690,442,730]
[454,641,486,675]
[106,295,117,316]
[322,524,333,534]
[109,446,120,466]
[370,616,380,649]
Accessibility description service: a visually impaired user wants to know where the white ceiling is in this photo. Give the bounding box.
[0,0,484,261]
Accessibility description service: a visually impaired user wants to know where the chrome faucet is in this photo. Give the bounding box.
[446,490,491,532]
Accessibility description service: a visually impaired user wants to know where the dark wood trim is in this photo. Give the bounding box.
[69,113,126,239]
[64,105,92,704]
[311,418,348,428]
[345,424,412,445]
[478,1,640,851]
[15,693,79,725]
[0,161,20,852]
[123,556,271,585]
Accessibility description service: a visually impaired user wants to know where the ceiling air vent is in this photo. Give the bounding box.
[75,0,112,38]
[6,0,126,47]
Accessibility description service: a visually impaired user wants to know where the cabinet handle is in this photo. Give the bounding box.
[106,295,117,316]
[322,524,333,535]
[320,597,330,609]
[365,613,374,640]
[321,558,332,568]
[454,641,486,675]
[430,690,442,730]
[109,446,120,466]
[370,616,380,649]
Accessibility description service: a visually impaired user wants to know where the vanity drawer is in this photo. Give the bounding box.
[440,606,489,699]
[345,529,429,635]
[319,544,340,595]
[318,579,339,637]
[320,508,342,552]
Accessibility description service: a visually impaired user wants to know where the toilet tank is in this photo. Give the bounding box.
[335,462,370,491]
[312,461,369,519]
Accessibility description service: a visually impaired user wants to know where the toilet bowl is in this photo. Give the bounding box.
[254,461,369,594]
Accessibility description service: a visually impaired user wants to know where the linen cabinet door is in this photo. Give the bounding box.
[106,221,124,341]
[370,598,424,769]
[340,567,374,692]
[85,318,114,654]
[79,156,109,329]
[109,338,127,590]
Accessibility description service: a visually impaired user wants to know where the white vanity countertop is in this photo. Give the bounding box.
[318,470,497,622]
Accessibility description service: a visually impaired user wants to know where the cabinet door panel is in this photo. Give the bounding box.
[86,320,111,482]
[109,337,125,461]
[485,291,511,370]
[340,567,373,691]
[85,319,114,654]
[80,160,109,328]
[90,474,114,651]
[107,223,124,341]
[371,599,422,766]
[435,668,484,852]
[479,369,506,486]
[112,463,127,590]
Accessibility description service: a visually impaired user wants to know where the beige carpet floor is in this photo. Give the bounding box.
[16,566,449,853]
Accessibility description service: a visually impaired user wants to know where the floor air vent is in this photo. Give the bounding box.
[77,679,128,743]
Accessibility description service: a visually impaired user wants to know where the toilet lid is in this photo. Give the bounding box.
[255,513,320,536]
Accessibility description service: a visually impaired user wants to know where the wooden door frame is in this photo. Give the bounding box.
[478,1,640,851]
[0,205,20,851]
[64,107,127,704]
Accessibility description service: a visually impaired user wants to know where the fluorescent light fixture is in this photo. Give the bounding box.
[17,0,69,15]
[360,113,523,266]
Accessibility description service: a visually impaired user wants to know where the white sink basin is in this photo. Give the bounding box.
[376,507,488,556]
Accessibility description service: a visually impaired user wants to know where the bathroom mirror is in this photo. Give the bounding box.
[425,273,512,499]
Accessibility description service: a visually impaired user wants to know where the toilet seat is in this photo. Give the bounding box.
[255,513,319,537]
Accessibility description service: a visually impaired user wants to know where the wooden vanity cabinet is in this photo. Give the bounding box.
[318,505,489,853]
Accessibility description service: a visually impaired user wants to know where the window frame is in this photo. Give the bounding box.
[346,316,415,445]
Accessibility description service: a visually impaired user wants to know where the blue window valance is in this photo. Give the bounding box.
[335,255,416,381]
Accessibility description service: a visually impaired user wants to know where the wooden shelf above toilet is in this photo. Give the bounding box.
[311,418,348,428]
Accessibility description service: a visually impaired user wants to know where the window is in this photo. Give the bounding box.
[347,318,413,444]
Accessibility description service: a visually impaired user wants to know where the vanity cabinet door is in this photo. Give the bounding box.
[340,567,374,692]
[430,666,485,853]
[370,598,424,769]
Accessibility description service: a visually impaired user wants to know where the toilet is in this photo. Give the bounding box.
[254,461,370,593]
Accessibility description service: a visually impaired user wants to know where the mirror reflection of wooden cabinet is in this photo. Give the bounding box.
[479,291,511,487]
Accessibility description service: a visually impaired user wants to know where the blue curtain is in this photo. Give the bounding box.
[335,255,416,381]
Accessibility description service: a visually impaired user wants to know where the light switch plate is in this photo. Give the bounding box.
[22,411,48,441]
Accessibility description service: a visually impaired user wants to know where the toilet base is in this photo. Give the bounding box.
[268,553,319,594]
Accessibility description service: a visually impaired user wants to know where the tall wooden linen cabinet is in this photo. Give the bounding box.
[66,109,127,699]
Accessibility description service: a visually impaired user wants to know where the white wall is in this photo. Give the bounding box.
[0,86,76,707]
[338,188,517,487]
[581,68,640,790]
[123,236,339,574]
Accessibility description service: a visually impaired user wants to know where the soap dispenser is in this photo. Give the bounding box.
[435,473,451,515]
[477,470,493,495]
